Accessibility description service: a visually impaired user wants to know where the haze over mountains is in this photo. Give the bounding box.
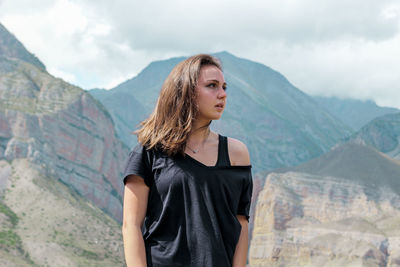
[349,112,400,160]
[2,21,400,267]
[91,52,400,174]
[91,52,355,173]
[313,96,399,131]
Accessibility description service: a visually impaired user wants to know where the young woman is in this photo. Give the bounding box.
[122,54,253,267]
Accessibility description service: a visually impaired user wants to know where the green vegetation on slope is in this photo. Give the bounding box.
[0,201,18,226]
[0,200,35,266]
[2,159,124,266]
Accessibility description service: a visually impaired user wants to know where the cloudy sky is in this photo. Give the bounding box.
[1,0,400,108]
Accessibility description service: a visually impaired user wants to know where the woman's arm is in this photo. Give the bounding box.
[232,215,249,267]
[122,175,150,267]
[229,137,251,267]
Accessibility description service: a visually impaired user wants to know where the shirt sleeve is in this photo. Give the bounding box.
[237,170,253,221]
[122,143,153,188]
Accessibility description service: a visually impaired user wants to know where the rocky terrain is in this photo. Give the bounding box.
[0,23,129,221]
[0,159,124,266]
[0,23,128,266]
[249,142,400,266]
[3,21,400,267]
[250,172,400,266]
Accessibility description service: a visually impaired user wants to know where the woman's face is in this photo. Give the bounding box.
[195,65,227,122]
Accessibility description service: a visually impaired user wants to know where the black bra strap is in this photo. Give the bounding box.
[215,134,231,167]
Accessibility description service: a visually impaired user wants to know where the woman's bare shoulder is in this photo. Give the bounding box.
[227,137,251,166]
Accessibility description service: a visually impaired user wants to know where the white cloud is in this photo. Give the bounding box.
[78,0,400,48]
[245,34,400,107]
[1,0,400,108]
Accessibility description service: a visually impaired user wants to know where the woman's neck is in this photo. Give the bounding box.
[188,120,212,145]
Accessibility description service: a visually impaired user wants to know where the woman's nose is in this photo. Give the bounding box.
[218,87,227,98]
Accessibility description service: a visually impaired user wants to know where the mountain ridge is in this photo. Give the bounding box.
[280,140,400,195]
[347,112,400,160]
[90,51,352,173]
[0,25,129,221]
[0,22,45,71]
[313,95,400,131]
[0,24,128,265]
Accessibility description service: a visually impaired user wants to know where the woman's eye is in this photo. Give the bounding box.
[206,83,227,91]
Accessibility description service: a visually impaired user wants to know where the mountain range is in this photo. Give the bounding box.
[90,52,355,173]
[0,23,126,265]
[2,21,400,266]
[89,49,400,266]
[90,50,400,175]
[313,96,399,131]
[348,112,400,160]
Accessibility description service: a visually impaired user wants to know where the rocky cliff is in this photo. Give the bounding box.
[0,23,129,265]
[249,171,400,266]
[0,55,128,220]
[0,24,129,221]
[249,141,400,266]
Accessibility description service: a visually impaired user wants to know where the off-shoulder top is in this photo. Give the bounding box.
[122,134,253,267]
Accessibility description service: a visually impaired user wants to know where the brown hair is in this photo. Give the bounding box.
[134,54,222,157]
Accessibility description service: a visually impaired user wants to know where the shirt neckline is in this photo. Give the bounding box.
[183,134,251,169]
[184,133,221,167]
[184,153,252,169]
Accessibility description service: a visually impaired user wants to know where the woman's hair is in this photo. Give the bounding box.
[134,54,222,157]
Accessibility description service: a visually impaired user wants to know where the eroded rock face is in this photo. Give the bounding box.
[0,159,124,266]
[0,56,129,221]
[249,172,400,266]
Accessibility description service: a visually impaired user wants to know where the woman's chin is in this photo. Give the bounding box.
[211,115,223,120]
[197,112,224,122]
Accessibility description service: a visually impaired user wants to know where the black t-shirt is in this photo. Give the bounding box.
[122,134,253,267]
